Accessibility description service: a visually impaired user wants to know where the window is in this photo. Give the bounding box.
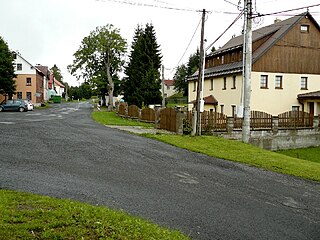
[17,63,22,71]
[301,25,309,33]
[222,77,227,90]
[193,81,196,92]
[275,75,283,89]
[221,55,224,64]
[210,79,213,90]
[232,105,236,117]
[292,106,300,112]
[301,77,308,90]
[166,85,170,90]
[13,52,17,59]
[232,76,236,89]
[17,92,22,99]
[26,92,32,100]
[220,105,224,114]
[260,75,268,89]
[26,78,32,86]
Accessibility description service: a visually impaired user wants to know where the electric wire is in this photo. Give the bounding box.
[254,3,320,18]
[170,16,202,75]
[206,10,244,52]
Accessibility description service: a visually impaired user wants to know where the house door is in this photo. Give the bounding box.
[309,102,314,116]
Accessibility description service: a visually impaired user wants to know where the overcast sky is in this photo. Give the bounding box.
[1,0,319,86]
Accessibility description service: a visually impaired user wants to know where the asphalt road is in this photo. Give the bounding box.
[0,102,319,239]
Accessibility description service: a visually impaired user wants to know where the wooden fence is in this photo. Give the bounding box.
[278,111,313,128]
[117,105,316,134]
[128,105,139,119]
[234,111,272,129]
[160,108,176,132]
[141,108,155,122]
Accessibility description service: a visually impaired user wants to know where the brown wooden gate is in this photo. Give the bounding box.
[160,108,176,132]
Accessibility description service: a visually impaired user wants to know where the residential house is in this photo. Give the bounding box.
[48,73,65,98]
[163,79,177,98]
[35,65,50,101]
[11,52,44,106]
[188,12,320,117]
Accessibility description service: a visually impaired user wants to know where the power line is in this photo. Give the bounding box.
[95,0,198,12]
[206,10,244,52]
[254,3,320,18]
[170,16,202,75]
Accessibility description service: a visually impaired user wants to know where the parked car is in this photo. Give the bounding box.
[0,99,28,112]
[23,99,34,111]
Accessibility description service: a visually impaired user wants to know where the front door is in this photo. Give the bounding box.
[309,102,314,116]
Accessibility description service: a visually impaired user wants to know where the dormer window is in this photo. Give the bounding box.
[300,25,309,33]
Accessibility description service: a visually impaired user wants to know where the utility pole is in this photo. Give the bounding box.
[161,65,165,107]
[242,0,252,143]
[195,9,206,136]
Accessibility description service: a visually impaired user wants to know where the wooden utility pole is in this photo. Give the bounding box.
[195,9,206,136]
[242,0,252,143]
[161,65,165,107]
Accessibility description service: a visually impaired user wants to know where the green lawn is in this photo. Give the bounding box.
[143,134,320,182]
[0,190,189,240]
[92,111,153,128]
[276,147,320,164]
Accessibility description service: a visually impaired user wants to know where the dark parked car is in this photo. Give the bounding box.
[0,99,28,112]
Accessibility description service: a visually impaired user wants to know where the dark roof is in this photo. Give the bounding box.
[189,12,319,80]
[191,95,218,105]
[298,90,320,100]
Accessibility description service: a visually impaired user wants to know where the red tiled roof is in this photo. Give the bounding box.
[164,80,174,86]
[191,95,218,105]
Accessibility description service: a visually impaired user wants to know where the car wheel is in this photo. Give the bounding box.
[18,107,25,112]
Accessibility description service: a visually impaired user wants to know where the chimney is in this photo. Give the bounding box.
[274,18,281,24]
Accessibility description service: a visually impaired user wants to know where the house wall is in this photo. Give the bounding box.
[189,71,320,116]
[188,74,242,114]
[251,72,320,115]
[253,16,320,74]
[13,74,37,101]
[164,84,177,98]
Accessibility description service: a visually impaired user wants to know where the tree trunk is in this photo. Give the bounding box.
[106,53,114,111]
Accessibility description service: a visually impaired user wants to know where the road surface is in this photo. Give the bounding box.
[0,102,319,239]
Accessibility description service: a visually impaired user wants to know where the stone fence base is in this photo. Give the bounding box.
[215,128,320,150]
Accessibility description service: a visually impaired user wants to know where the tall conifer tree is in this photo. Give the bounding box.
[123,24,162,107]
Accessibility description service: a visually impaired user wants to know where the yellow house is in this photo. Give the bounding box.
[188,12,320,117]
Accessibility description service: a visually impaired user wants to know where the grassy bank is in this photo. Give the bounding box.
[92,111,153,127]
[276,147,320,164]
[0,190,189,240]
[144,134,320,182]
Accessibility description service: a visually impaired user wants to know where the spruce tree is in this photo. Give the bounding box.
[123,24,162,108]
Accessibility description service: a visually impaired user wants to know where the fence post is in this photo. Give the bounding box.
[272,116,279,133]
[313,115,319,130]
[176,109,185,135]
[154,106,161,129]
[227,117,234,133]
[125,105,128,118]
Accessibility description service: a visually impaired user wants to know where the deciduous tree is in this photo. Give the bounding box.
[69,24,126,110]
[0,36,16,97]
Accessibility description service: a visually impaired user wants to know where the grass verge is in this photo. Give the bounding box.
[0,189,189,240]
[276,147,320,164]
[143,134,320,182]
[92,111,153,128]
